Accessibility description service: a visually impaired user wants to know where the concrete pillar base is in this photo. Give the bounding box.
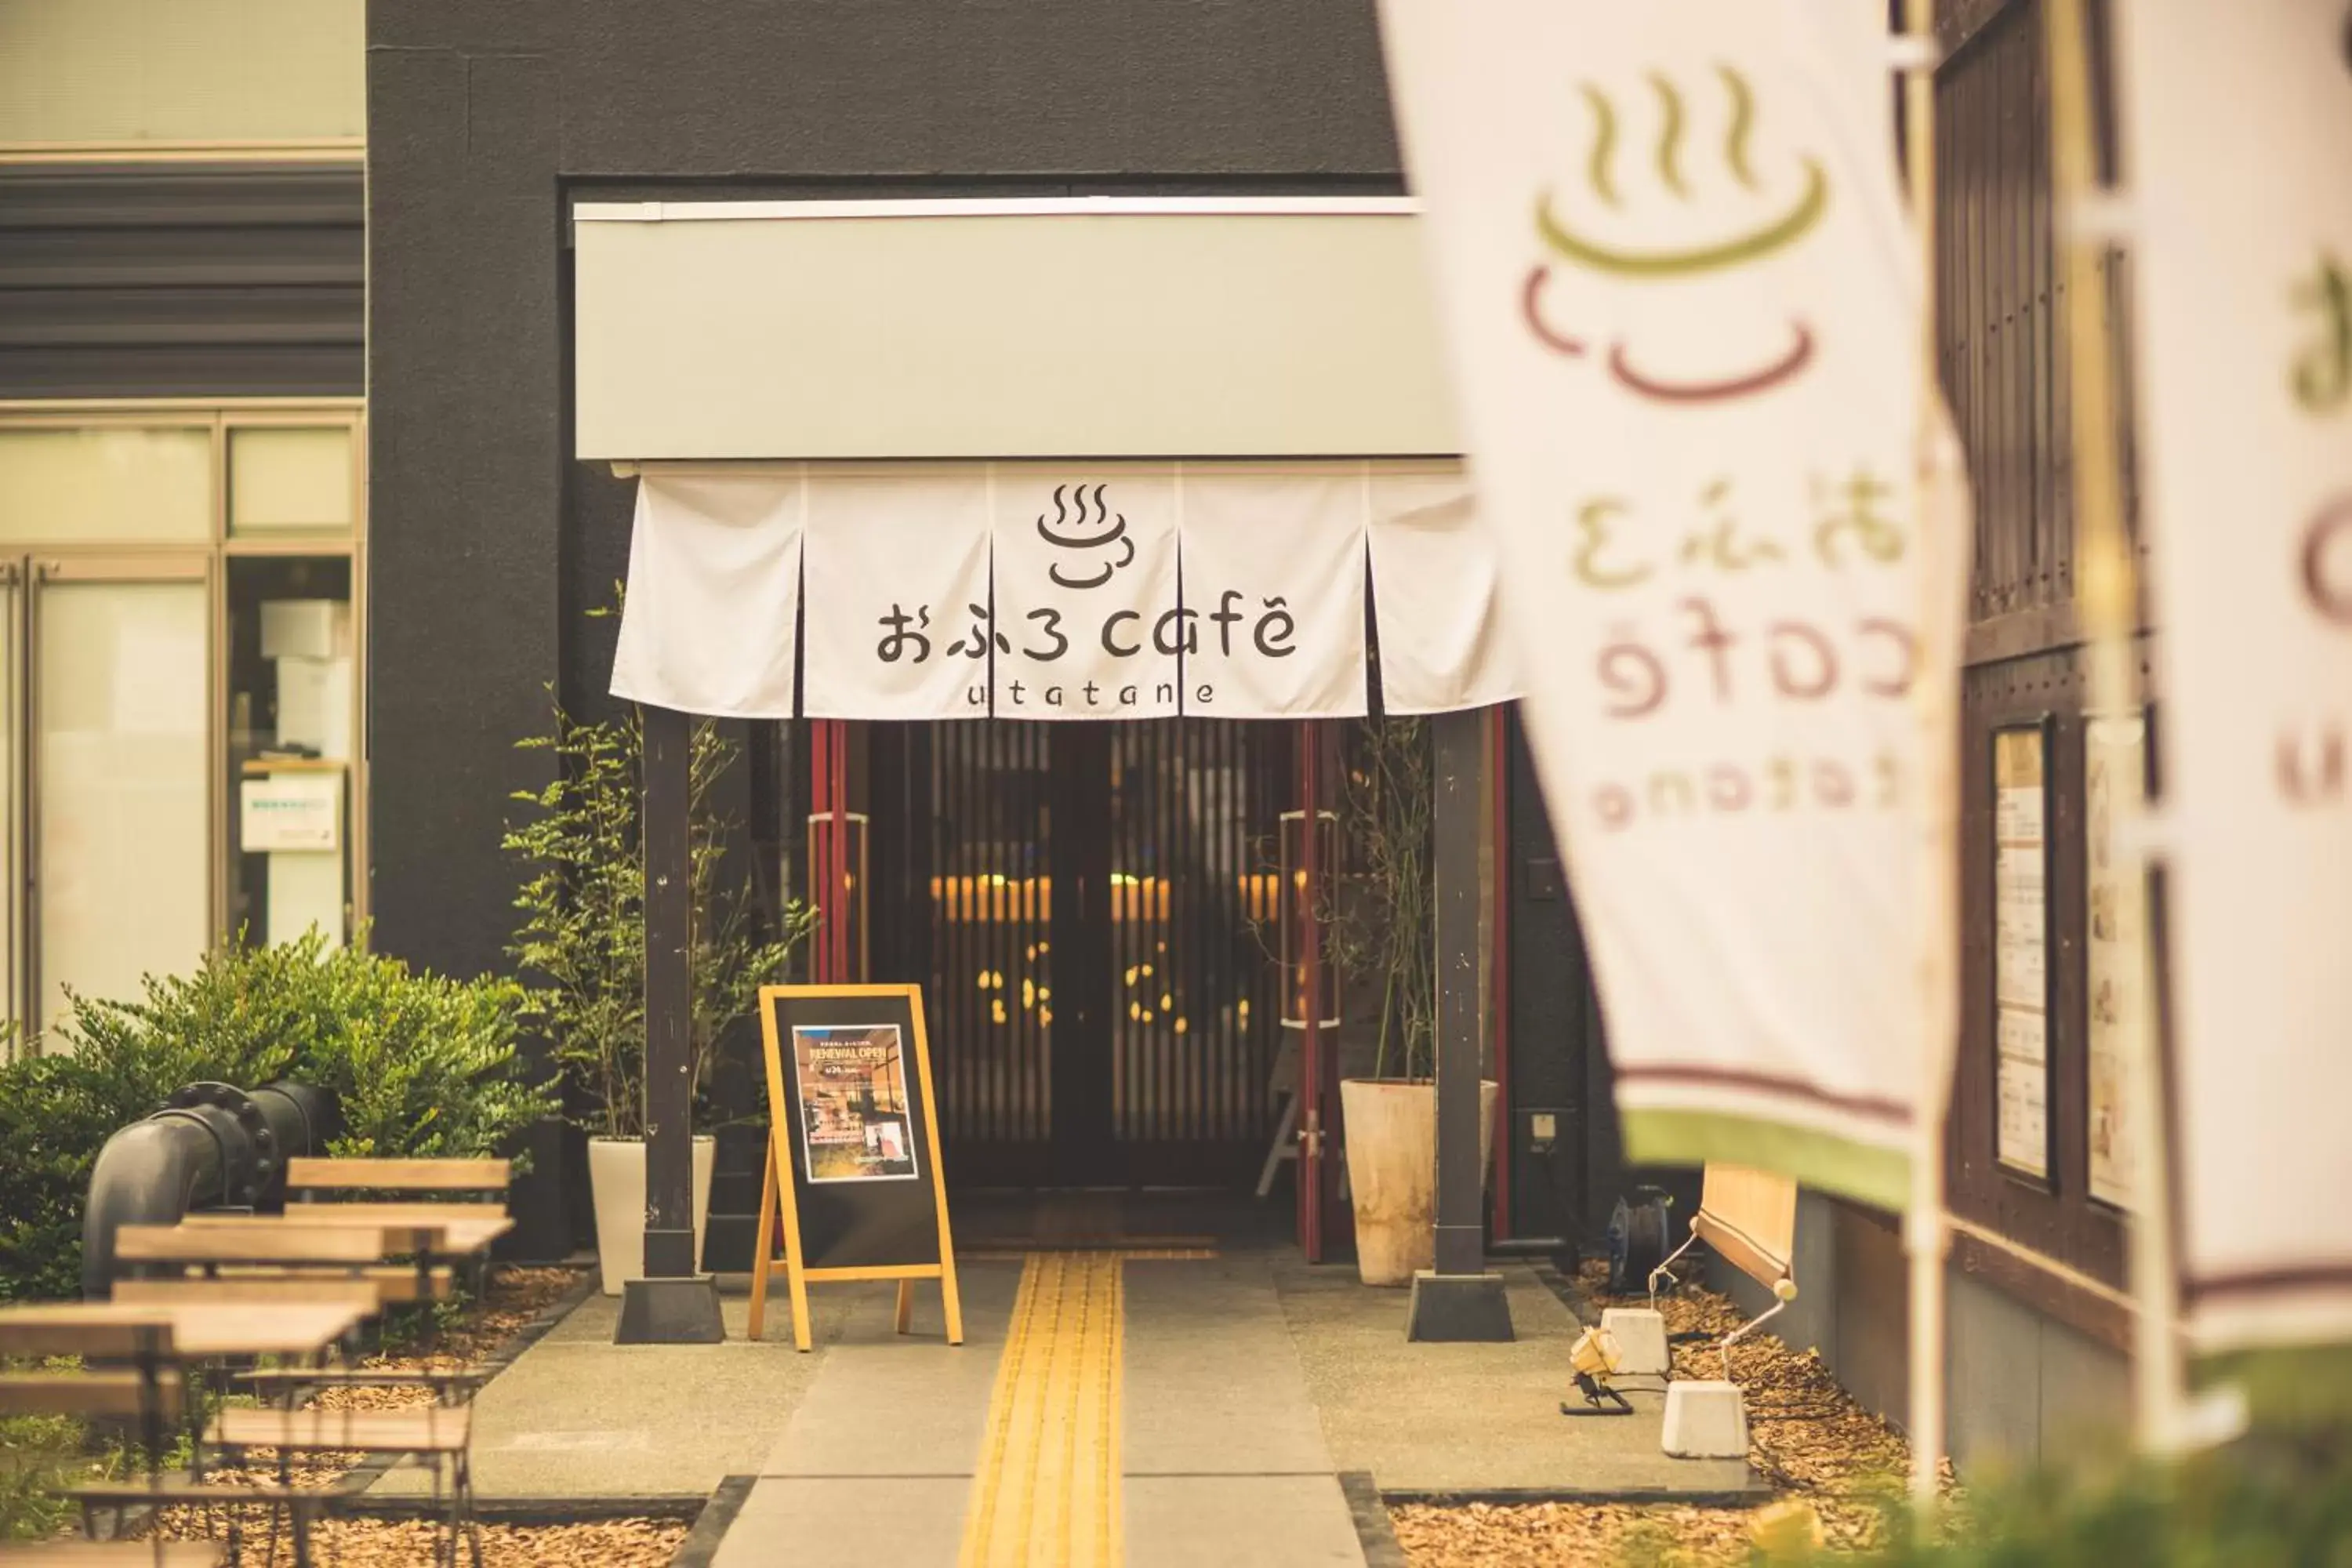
[615,1274,725,1345]
[1404,1270,1515,1343]
[1599,1307,1670,1376]
[1661,1379,1749,1458]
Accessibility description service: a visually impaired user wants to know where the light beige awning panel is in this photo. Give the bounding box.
[572,199,1462,461]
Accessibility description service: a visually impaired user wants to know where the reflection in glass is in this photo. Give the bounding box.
[227,557,354,949]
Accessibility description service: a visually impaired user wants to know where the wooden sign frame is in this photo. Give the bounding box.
[747,983,964,1352]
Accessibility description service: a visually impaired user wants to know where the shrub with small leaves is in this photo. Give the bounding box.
[0,931,556,1302]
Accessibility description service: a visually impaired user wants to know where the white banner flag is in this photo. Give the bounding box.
[2118,0,2352,1353]
[991,467,1183,720]
[1179,466,1367,719]
[1367,466,1520,715]
[610,474,803,719]
[1377,0,1954,1206]
[804,469,993,720]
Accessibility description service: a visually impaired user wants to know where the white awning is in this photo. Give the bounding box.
[609,461,1518,720]
[570,198,1460,460]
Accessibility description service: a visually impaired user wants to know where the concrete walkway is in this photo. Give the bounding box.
[411,1218,1759,1563]
[1276,1255,1755,1498]
[716,1250,1363,1568]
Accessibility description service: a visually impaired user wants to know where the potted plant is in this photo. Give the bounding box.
[506,695,811,1294]
[1327,718,1498,1287]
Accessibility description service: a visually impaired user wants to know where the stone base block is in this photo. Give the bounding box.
[1661,1379,1749,1458]
[614,1274,725,1345]
[1403,1270,1515,1342]
[1600,1306,1670,1376]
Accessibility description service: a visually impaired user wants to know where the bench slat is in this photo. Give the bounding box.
[0,1316,176,1360]
[112,1276,389,1310]
[119,1223,438,1264]
[0,1544,226,1566]
[285,1157,510,1192]
[210,1406,472,1454]
[0,1372,181,1419]
[283,1200,508,1223]
[69,1475,365,1505]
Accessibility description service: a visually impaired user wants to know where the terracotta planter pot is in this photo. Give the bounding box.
[588,1135,715,1297]
[1338,1077,1499,1287]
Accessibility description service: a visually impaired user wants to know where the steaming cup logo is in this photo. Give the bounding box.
[1524,64,1829,403]
[1037,482,1135,590]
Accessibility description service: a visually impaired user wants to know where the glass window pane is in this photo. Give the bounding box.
[227,557,354,949]
[230,427,354,535]
[36,578,210,1036]
[0,428,212,545]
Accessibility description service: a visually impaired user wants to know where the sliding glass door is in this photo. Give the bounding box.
[24,557,212,1033]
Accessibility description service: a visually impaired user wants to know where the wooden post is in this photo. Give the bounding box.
[1432,708,1483,1279]
[1298,721,1326,1262]
[1406,708,1512,1341]
[1900,0,1955,1508]
[2044,0,2183,1453]
[615,702,724,1343]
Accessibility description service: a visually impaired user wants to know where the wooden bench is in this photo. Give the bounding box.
[279,1160,510,1301]
[0,1312,331,1566]
[1647,1162,1801,1379]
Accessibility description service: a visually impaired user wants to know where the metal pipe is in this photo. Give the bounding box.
[80,1080,336,1298]
[82,1112,224,1298]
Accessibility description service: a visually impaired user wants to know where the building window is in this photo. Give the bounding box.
[0,404,365,1044]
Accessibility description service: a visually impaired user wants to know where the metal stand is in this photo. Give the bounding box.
[1561,1371,1635,1417]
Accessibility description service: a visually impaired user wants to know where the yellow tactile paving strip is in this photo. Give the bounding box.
[960,1251,1123,1568]
[957,1248,1217,1568]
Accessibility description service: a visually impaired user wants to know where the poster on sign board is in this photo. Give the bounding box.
[791,1025,920,1184]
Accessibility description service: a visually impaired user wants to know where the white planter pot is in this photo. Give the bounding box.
[1338,1077,1500,1287]
[588,1135,716,1297]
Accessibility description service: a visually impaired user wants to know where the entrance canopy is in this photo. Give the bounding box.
[576,198,1506,721]
[608,461,1518,720]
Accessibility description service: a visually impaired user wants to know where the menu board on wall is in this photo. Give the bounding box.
[1994,725,2052,1179]
[2085,714,2148,1207]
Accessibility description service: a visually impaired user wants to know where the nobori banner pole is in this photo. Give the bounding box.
[1406,706,1512,1342]
[616,702,724,1345]
[2044,0,2183,1453]
[1900,0,1955,1510]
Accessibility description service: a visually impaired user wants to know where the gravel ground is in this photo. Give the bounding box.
[1387,1261,1953,1566]
[132,1265,689,1568]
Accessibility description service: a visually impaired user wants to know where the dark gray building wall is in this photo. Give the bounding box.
[366,0,1403,1252]
[0,163,363,400]
[1720,1190,2131,1473]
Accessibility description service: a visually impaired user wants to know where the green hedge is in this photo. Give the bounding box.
[0,931,557,1302]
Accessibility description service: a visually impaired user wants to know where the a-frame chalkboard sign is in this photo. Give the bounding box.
[747,983,964,1352]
